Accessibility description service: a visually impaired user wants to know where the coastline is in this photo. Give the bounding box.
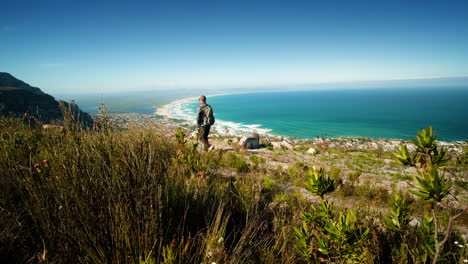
[155,92,274,136]
[154,93,468,142]
[155,91,254,119]
[104,111,466,158]
[155,95,199,120]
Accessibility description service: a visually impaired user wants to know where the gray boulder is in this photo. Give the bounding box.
[238,136,260,149]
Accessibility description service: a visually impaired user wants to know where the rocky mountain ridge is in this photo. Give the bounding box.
[0,72,93,126]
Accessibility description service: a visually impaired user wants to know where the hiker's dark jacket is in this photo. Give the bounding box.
[197,103,210,126]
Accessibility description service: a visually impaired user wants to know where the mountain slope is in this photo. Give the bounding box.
[0,72,44,95]
[0,73,93,126]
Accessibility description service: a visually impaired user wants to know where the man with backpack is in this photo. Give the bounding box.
[197,95,215,150]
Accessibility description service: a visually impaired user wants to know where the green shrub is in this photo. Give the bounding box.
[295,201,371,263]
[385,194,412,232]
[249,154,266,170]
[395,127,467,264]
[304,167,336,199]
[347,170,362,184]
[221,152,251,173]
[329,167,342,181]
[395,126,448,169]
[262,176,277,192]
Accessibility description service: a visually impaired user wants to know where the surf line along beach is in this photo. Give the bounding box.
[156,94,273,137]
[156,88,468,142]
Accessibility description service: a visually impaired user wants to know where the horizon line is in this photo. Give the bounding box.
[46,75,468,95]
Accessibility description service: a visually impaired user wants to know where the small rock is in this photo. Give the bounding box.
[406,144,417,152]
[383,143,397,152]
[409,217,421,228]
[42,124,62,129]
[281,141,294,150]
[404,167,417,174]
[448,146,463,154]
[271,142,282,149]
[307,148,317,154]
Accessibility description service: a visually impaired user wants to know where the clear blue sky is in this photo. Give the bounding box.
[1,0,467,93]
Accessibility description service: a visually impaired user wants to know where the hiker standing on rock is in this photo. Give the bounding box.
[197,95,215,150]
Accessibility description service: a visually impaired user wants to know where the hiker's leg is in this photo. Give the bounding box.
[199,126,210,150]
[204,125,211,148]
[198,126,204,141]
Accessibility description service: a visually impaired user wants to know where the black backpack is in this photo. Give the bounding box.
[203,104,215,125]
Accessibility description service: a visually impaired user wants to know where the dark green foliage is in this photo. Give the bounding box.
[395,126,467,264]
[297,167,372,263]
[261,177,277,192]
[385,194,412,232]
[411,127,447,168]
[395,127,448,169]
[295,201,371,263]
[304,167,335,199]
[395,144,415,166]
[410,166,452,204]
[396,127,453,206]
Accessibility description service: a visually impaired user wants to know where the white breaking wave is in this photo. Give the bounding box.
[156,96,198,122]
[156,95,272,136]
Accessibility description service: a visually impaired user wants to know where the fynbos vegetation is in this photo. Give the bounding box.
[0,114,466,263]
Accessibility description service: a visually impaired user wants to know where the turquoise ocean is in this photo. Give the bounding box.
[161,88,468,141]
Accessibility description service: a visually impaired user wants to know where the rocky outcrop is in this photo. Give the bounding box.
[0,73,93,127]
[271,140,295,150]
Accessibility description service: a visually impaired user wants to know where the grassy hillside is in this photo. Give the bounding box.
[0,116,466,263]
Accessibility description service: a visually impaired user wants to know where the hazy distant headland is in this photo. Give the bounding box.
[53,88,242,114]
